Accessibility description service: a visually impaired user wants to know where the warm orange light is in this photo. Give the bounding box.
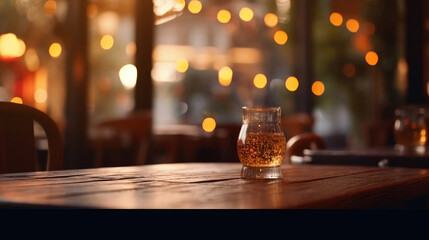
[176,0,186,11]
[239,7,253,22]
[343,63,356,77]
[312,81,325,96]
[24,48,40,71]
[202,117,216,132]
[274,30,288,45]
[218,66,233,86]
[346,19,360,33]
[49,42,62,58]
[34,89,48,103]
[217,9,231,23]
[97,11,119,35]
[253,74,267,89]
[264,13,278,28]
[188,0,202,14]
[0,33,26,60]
[119,64,137,89]
[125,42,136,56]
[17,39,26,57]
[175,58,189,73]
[365,51,378,66]
[100,35,114,50]
[285,76,299,92]
[10,97,23,104]
[329,12,343,26]
[44,0,57,16]
[87,3,98,18]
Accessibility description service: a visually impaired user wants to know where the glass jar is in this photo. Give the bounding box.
[237,107,286,179]
[394,105,427,154]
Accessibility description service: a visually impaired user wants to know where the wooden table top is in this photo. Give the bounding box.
[0,162,429,209]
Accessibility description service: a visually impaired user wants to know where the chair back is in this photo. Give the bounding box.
[285,132,326,164]
[0,102,63,173]
[92,111,152,167]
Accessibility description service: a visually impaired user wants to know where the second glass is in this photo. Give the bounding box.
[394,105,427,154]
[237,107,286,179]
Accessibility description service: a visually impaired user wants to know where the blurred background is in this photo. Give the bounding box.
[0,0,428,169]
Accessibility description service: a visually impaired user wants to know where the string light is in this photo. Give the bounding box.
[365,51,379,66]
[188,0,202,14]
[202,117,216,132]
[312,81,325,96]
[239,7,253,22]
[329,12,343,26]
[217,9,231,23]
[253,74,267,88]
[285,77,299,92]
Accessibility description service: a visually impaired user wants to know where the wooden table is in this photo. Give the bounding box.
[0,163,429,209]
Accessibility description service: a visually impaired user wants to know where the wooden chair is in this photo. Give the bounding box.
[285,132,326,164]
[91,111,152,167]
[0,102,63,173]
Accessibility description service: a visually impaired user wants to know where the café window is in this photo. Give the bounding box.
[0,0,423,151]
[87,0,136,125]
[152,0,297,126]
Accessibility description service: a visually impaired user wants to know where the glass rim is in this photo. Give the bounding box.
[395,105,426,115]
[242,106,281,112]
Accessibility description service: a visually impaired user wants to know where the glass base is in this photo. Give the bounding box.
[394,144,426,154]
[241,166,282,179]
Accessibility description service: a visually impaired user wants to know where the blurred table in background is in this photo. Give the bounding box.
[304,148,429,168]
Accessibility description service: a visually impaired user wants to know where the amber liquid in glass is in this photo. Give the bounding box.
[237,132,286,167]
[394,125,427,147]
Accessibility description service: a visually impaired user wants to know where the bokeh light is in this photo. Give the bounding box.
[87,3,98,18]
[253,74,267,88]
[217,9,231,23]
[365,51,379,66]
[125,42,136,56]
[49,42,62,58]
[346,19,360,33]
[43,0,56,16]
[0,33,26,60]
[329,12,343,26]
[285,76,299,92]
[100,35,114,50]
[188,0,202,14]
[312,81,325,96]
[274,30,288,45]
[119,64,137,89]
[264,13,278,27]
[10,97,23,104]
[218,66,233,86]
[24,48,40,71]
[239,7,253,22]
[176,0,186,11]
[175,58,189,73]
[34,89,48,103]
[202,117,216,132]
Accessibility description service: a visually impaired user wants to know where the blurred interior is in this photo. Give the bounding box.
[1,0,428,170]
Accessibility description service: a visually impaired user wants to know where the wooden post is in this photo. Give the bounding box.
[63,0,89,169]
[405,0,426,104]
[293,0,313,114]
[135,0,154,112]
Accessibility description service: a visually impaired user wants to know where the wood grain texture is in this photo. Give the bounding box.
[0,163,428,209]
